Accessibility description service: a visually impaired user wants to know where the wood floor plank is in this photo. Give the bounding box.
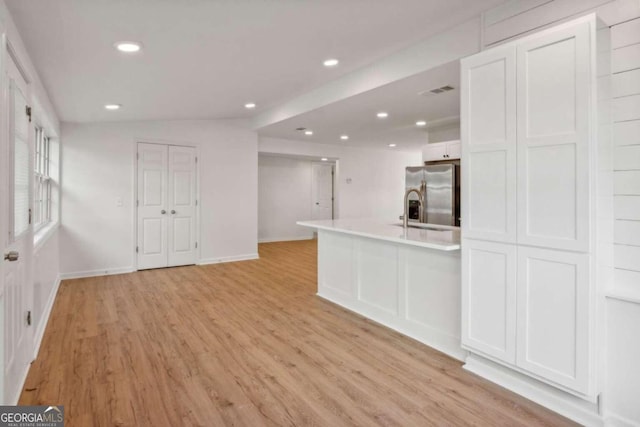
[20,240,577,426]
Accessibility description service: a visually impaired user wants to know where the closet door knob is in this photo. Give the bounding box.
[161,210,166,214]
[171,210,176,214]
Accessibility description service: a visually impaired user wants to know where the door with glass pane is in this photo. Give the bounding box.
[3,53,33,404]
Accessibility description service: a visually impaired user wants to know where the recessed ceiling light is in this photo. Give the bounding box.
[304,130,313,135]
[416,120,427,127]
[104,104,121,110]
[340,135,349,140]
[244,103,256,109]
[377,112,389,118]
[321,157,328,161]
[388,143,397,147]
[323,58,339,67]
[114,41,142,53]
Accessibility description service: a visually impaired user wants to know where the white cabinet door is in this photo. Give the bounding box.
[137,143,168,270]
[167,146,197,267]
[461,239,517,364]
[516,247,590,394]
[461,45,517,243]
[516,22,591,252]
[422,143,448,161]
[446,141,461,159]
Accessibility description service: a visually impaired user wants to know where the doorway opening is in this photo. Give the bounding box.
[258,154,336,243]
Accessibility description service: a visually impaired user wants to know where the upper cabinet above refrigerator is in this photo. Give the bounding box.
[423,140,461,162]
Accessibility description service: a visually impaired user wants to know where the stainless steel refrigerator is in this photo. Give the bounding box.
[405,163,460,226]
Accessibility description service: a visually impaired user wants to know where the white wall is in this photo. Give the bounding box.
[481,1,640,425]
[607,13,640,427]
[258,155,315,242]
[32,232,59,354]
[427,125,460,144]
[259,137,422,222]
[60,120,258,276]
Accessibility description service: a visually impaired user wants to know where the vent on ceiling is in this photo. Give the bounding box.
[419,85,455,96]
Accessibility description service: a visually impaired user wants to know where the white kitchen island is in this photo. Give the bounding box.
[297,218,465,361]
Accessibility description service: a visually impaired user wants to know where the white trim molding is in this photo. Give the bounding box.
[258,236,315,244]
[603,413,640,427]
[197,253,259,265]
[464,354,603,427]
[33,275,62,358]
[59,266,135,280]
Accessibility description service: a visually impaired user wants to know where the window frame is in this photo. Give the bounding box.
[33,126,52,232]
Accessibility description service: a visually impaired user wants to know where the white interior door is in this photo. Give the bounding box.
[167,145,196,267]
[311,162,333,220]
[4,53,34,404]
[137,143,197,269]
[137,143,168,270]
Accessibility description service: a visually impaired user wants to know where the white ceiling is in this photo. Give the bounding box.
[258,59,461,152]
[6,0,504,123]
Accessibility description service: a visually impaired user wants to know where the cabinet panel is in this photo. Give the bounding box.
[318,231,353,297]
[356,239,398,315]
[462,239,517,364]
[516,247,590,394]
[525,143,577,240]
[422,143,447,162]
[468,151,508,234]
[447,141,461,159]
[517,23,591,252]
[461,45,517,243]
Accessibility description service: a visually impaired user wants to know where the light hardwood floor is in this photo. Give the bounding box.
[20,240,576,426]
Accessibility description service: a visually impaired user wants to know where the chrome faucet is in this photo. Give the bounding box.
[403,187,424,228]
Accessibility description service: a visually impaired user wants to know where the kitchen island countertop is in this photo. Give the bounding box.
[297,218,460,251]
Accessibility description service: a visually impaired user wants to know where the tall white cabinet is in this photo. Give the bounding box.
[461,14,612,399]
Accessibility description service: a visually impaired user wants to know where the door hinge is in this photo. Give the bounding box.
[136,200,139,207]
[26,106,32,122]
[26,311,31,326]
[137,152,139,160]
[28,208,32,225]
[195,200,198,206]
[195,242,198,249]
[195,156,198,163]
[136,246,139,253]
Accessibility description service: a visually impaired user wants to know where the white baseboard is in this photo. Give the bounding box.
[603,413,640,427]
[59,266,135,280]
[197,253,259,265]
[8,362,30,405]
[316,292,467,362]
[464,353,603,427]
[32,275,62,359]
[258,236,314,243]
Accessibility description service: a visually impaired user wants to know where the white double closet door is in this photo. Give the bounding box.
[137,143,197,270]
